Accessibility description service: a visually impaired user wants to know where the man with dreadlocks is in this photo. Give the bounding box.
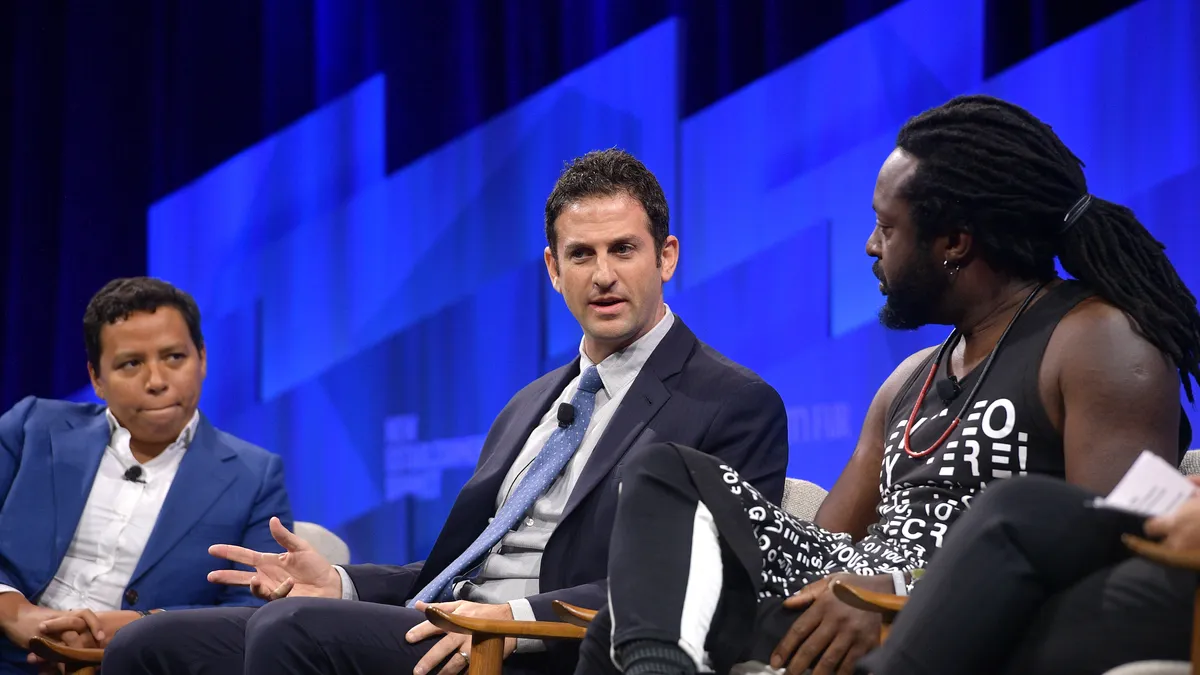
[572,94,1200,675]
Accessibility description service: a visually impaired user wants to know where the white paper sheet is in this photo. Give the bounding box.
[1091,450,1197,517]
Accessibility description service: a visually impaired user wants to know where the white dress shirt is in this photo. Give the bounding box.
[460,310,676,612]
[0,409,198,611]
[336,307,676,651]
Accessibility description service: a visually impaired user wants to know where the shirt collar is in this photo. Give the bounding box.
[105,408,201,453]
[578,304,676,396]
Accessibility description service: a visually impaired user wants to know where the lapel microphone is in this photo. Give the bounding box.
[123,465,146,483]
[557,403,576,428]
[936,375,963,404]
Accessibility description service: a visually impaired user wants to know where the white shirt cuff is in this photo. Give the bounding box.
[333,565,358,601]
[0,586,23,599]
[507,599,545,653]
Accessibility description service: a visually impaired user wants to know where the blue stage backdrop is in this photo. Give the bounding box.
[56,0,1200,564]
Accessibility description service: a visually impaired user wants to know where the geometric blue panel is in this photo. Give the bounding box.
[146,23,680,553]
[679,0,985,337]
[144,0,1200,565]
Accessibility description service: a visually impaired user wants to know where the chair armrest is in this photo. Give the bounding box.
[424,607,587,641]
[1123,535,1200,571]
[830,578,907,618]
[28,636,105,666]
[552,600,597,627]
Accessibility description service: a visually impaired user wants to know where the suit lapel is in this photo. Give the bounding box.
[471,362,580,494]
[49,413,111,559]
[129,416,236,583]
[561,320,698,522]
[417,361,579,589]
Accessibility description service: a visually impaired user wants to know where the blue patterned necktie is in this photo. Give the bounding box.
[408,366,605,606]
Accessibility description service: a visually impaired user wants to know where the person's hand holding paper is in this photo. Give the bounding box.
[1092,450,1197,517]
[1145,474,1200,552]
[1088,449,1200,551]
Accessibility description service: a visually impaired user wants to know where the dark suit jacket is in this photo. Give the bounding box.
[345,319,788,664]
[0,397,293,613]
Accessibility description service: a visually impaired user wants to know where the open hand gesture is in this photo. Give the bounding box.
[207,517,342,600]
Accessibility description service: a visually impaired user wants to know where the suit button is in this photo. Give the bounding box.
[125,589,138,605]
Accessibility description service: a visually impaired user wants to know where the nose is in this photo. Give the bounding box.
[144,361,169,394]
[865,225,882,258]
[592,254,616,289]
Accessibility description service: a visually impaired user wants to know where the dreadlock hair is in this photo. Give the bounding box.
[896,94,1200,401]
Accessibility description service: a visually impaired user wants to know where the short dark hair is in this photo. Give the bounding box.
[84,277,204,374]
[896,94,1200,400]
[544,148,670,261]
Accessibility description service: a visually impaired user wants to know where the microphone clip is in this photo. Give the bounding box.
[123,465,146,484]
[935,375,963,404]
[556,402,576,428]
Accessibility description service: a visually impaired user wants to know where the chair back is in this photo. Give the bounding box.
[781,477,828,522]
[294,521,351,565]
[1180,449,1200,476]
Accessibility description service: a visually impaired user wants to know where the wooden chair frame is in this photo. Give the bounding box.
[426,535,1200,675]
[32,535,1192,675]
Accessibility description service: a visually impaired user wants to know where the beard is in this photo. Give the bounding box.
[876,255,950,330]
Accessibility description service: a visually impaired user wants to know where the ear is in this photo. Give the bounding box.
[544,246,561,293]
[942,227,974,267]
[659,235,679,283]
[198,346,208,380]
[88,362,105,401]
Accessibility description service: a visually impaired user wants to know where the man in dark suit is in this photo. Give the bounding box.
[0,277,292,674]
[103,149,790,675]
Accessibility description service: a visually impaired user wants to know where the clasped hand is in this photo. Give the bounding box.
[405,600,517,675]
[207,516,341,600]
[771,572,887,675]
[3,605,140,671]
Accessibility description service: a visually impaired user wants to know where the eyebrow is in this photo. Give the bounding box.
[564,235,643,250]
[606,236,640,248]
[111,344,187,360]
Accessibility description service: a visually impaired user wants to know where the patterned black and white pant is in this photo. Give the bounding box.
[574,443,921,675]
[716,461,923,599]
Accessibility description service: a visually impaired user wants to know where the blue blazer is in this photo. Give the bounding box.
[0,397,292,613]
[345,319,789,670]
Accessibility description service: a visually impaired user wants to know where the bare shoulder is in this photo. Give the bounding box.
[1048,296,1174,374]
[859,344,940,432]
[876,345,939,403]
[1044,296,1184,490]
[1042,296,1178,430]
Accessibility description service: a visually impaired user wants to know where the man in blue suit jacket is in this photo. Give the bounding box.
[0,277,291,673]
[105,149,789,675]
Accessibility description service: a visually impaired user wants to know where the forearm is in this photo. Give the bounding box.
[0,590,33,630]
[343,562,424,605]
[525,580,607,622]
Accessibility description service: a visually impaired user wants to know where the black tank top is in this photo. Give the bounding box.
[866,280,1191,565]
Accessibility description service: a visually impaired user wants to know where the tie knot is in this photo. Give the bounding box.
[578,366,604,394]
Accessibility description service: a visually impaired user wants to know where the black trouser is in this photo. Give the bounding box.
[574,443,799,675]
[101,599,550,674]
[858,474,1195,675]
